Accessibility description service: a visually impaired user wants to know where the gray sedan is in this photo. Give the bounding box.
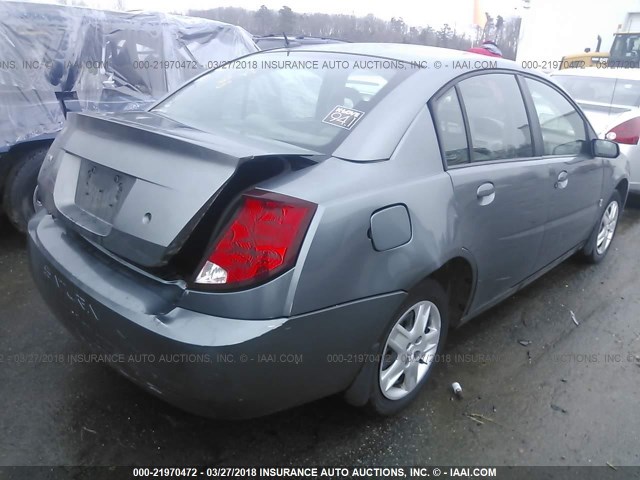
[28,44,628,419]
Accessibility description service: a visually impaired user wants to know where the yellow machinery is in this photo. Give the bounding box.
[559,35,608,69]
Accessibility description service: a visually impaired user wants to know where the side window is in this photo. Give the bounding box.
[458,74,533,162]
[525,78,588,156]
[433,87,469,166]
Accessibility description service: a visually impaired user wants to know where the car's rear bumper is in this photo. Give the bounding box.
[28,213,405,418]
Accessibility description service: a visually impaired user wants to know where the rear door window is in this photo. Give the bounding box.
[457,74,534,162]
[432,87,469,166]
[525,78,588,156]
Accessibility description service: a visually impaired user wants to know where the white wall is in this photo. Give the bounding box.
[517,0,640,64]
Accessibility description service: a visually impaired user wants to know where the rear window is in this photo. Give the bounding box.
[554,75,640,108]
[152,51,414,154]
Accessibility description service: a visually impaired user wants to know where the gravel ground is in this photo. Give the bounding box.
[1,205,639,467]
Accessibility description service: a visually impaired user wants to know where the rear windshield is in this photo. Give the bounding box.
[152,51,414,154]
[554,75,640,107]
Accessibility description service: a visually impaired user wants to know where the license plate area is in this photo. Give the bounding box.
[75,160,134,223]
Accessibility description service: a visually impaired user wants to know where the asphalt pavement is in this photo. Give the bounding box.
[1,206,639,467]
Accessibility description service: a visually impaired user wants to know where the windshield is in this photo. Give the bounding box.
[611,34,640,61]
[554,75,640,108]
[152,51,414,153]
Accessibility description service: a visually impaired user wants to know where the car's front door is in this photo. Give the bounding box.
[523,78,604,269]
[433,73,552,312]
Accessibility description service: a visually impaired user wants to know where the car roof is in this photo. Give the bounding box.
[242,43,528,161]
[551,67,640,81]
[255,35,349,43]
[3,0,251,30]
[268,42,519,66]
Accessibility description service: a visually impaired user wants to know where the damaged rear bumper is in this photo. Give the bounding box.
[28,213,405,419]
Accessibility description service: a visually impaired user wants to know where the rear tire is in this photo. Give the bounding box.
[581,191,622,264]
[367,279,449,416]
[2,146,49,233]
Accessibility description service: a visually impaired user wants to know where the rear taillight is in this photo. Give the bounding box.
[606,117,640,145]
[195,190,316,288]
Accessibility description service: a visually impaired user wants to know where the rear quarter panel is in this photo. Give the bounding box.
[261,107,462,316]
[603,152,632,203]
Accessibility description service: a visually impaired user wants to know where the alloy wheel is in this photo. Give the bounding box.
[596,200,619,255]
[379,300,441,400]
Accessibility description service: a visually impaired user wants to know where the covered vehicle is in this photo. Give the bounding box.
[0,1,257,232]
[29,44,628,419]
[552,68,640,193]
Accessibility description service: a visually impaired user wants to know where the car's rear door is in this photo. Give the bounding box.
[522,78,604,269]
[433,73,552,311]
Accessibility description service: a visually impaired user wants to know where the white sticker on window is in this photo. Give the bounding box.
[322,105,366,130]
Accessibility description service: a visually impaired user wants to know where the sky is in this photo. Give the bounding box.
[516,0,639,62]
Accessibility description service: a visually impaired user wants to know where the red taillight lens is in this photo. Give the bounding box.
[606,117,640,145]
[195,190,316,288]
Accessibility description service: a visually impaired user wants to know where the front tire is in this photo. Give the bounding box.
[367,279,449,416]
[582,191,621,264]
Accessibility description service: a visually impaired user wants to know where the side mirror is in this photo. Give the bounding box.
[592,138,620,159]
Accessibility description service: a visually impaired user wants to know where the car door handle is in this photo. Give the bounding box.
[476,182,495,206]
[555,171,569,189]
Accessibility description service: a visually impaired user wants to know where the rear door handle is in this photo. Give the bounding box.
[555,170,569,189]
[476,182,495,206]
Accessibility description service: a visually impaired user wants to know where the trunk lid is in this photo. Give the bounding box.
[52,111,321,267]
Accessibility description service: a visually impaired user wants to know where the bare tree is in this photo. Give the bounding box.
[278,6,296,34]
[187,5,521,58]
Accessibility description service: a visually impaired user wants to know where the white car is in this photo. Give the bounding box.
[552,68,640,193]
